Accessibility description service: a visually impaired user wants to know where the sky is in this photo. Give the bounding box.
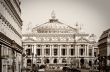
[21,0,110,40]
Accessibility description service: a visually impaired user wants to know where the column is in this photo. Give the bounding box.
[51,45,53,56]
[67,45,69,56]
[58,45,60,57]
[87,45,89,57]
[42,44,44,57]
[75,45,77,57]
[77,45,79,57]
[85,45,86,57]
[50,45,52,57]
[34,44,36,55]
[60,45,62,57]
[85,45,87,56]
[92,46,94,57]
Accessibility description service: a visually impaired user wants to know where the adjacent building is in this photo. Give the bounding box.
[22,12,98,69]
[0,0,23,72]
[98,28,110,66]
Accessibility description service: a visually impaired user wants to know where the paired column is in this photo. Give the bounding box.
[67,45,69,56]
[77,45,79,57]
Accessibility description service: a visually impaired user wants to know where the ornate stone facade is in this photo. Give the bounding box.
[22,12,98,68]
[0,0,23,72]
[98,29,110,66]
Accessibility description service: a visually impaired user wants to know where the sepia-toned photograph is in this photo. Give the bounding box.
[0,0,110,72]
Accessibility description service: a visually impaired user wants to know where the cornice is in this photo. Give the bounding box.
[4,0,22,26]
[22,42,76,43]
[0,32,23,53]
[22,33,88,37]
[0,13,22,38]
[13,0,21,13]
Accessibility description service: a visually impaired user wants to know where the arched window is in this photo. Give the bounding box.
[37,58,41,63]
[53,58,57,63]
[27,59,31,66]
[89,61,92,66]
[26,49,31,55]
[46,59,50,63]
[62,58,66,63]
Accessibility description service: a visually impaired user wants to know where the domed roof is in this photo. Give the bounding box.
[32,11,77,33]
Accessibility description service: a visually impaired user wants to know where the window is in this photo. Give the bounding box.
[37,45,41,47]
[80,44,85,47]
[54,44,58,47]
[62,44,66,47]
[71,44,74,47]
[89,61,92,66]
[62,49,66,55]
[37,58,41,63]
[46,59,49,63]
[62,58,66,63]
[45,49,50,55]
[46,44,50,47]
[36,49,41,56]
[80,49,84,55]
[28,45,31,47]
[53,59,57,63]
[27,59,31,66]
[89,49,92,56]
[70,49,75,55]
[54,49,58,55]
[94,52,96,57]
[26,49,31,55]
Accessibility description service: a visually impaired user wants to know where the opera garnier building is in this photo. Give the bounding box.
[22,12,98,69]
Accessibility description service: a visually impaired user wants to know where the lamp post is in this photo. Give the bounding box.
[35,54,37,65]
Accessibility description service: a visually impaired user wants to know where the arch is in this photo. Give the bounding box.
[27,59,31,66]
[53,58,57,63]
[89,61,92,66]
[62,58,66,63]
[37,58,41,63]
[80,58,84,65]
[46,59,50,63]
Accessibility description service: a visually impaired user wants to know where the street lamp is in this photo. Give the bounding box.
[35,54,37,65]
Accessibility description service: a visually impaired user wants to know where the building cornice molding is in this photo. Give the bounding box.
[3,0,22,26]
[0,13,22,38]
[0,32,23,53]
[22,33,89,37]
